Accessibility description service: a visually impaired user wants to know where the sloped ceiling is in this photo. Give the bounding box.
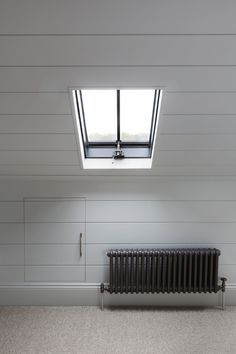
[0,0,236,177]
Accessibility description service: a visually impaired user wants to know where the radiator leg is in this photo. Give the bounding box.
[221,290,225,310]
[220,277,227,310]
[100,283,105,311]
[101,292,104,311]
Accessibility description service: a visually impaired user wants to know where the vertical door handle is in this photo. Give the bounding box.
[80,233,83,257]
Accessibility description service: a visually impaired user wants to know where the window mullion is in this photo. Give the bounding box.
[117,90,120,142]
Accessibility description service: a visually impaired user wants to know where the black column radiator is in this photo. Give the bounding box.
[100,248,226,309]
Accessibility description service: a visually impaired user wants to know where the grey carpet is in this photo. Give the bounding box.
[0,306,235,354]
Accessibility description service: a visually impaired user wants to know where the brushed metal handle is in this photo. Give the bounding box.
[80,233,83,257]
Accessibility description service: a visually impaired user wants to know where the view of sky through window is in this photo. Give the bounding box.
[120,90,154,142]
[82,90,117,142]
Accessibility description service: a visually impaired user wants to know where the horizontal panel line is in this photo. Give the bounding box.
[2,90,236,94]
[0,116,72,119]
[19,221,236,224]
[83,264,235,267]
[24,222,85,224]
[0,283,95,287]
[24,243,85,245]
[86,221,236,224]
[160,134,236,136]
[0,222,24,224]
[86,242,236,245]
[0,265,24,267]
[0,133,75,136]
[10,198,236,202]
[0,164,80,166]
[2,65,236,68]
[0,200,22,202]
[162,113,236,116]
[0,164,79,166]
[162,114,236,116]
[166,91,236,93]
[2,33,236,37]
[22,221,236,225]
[86,222,236,225]
[14,242,236,245]
[156,165,236,168]
[0,113,71,116]
[0,243,83,245]
[23,221,236,224]
[158,149,236,152]
[2,174,236,178]
[0,133,74,136]
[0,91,68,94]
[24,198,85,200]
[87,199,236,202]
[24,266,87,268]
[0,147,77,151]
[159,150,236,152]
[151,175,236,177]
[22,265,236,268]
[86,221,236,225]
[0,173,236,177]
[0,244,24,245]
[0,150,77,152]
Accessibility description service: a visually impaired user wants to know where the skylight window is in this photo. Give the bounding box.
[71,88,162,169]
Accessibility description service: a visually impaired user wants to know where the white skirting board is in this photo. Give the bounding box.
[0,284,235,306]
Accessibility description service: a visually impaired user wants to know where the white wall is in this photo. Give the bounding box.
[0,177,235,306]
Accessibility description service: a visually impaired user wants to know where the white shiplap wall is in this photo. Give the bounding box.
[0,178,236,305]
[1,0,236,307]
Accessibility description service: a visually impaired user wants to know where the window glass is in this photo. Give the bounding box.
[120,90,155,142]
[82,90,117,142]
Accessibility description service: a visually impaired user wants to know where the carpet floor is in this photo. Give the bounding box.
[0,306,235,354]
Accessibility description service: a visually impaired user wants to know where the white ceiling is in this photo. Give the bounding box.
[1,0,236,177]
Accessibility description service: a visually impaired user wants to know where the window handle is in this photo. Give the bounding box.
[80,233,83,257]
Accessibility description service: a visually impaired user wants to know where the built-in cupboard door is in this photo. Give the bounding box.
[24,198,86,282]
